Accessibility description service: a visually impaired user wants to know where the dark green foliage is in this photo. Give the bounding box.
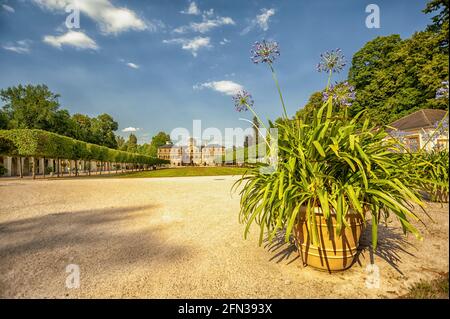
[0,110,8,129]
[423,0,449,49]
[295,1,449,125]
[0,164,6,176]
[348,31,449,124]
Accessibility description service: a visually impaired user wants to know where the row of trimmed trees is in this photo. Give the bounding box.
[0,129,169,179]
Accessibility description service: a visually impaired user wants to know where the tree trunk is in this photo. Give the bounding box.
[57,159,60,177]
[43,157,46,179]
[99,161,102,175]
[19,157,23,178]
[32,157,36,180]
[75,160,78,176]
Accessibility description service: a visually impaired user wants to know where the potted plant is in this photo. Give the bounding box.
[233,41,429,272]
[45,165,54,177]
[0,163,7,176]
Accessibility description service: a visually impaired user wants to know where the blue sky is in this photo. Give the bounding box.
[0,0,432,144]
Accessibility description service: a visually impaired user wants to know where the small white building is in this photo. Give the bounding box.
[388,109,449,152]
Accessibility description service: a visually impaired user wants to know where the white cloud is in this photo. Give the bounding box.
[220,38,230,45]
[180,1,200,15]
[43,30,98,50]
[203,8,214,17]
[194,80,243,96]
[241,8,276,35]
[2,4,15,13]
[126,62,139,69]
[256,8,275,31]
[32,0,149,34]
[163,36,211,57]
[174,16,235,34]
[122,127,140,132]
[2,40,31,54]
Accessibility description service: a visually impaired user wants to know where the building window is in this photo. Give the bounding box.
[436,139,449,150]
[405,136,420,152]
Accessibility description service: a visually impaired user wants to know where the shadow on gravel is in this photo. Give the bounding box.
[263,231,299,265]
[356,223,416,275]
[263,224,416,274]
[0,204,191,273]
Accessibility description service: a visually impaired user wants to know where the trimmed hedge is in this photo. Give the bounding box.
[0,129,169,166]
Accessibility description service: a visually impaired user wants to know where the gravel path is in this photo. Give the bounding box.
[0,176,448,298]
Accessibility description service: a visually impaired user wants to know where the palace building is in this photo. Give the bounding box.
[157,138,225,166]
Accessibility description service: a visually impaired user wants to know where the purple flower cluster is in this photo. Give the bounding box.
[316,49,346,73]
[434,116,449,136]
[250,40,280,64]
[390,130,408,144]
[436,81,449,99]
[322,82,356,107]
[233,90,254,112]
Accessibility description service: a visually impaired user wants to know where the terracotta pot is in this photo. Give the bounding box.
[293,206,364,272]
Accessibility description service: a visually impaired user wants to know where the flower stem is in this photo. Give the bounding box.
[245,104,271,149]
[269,63,289,119]
[326,69,332,91]
[246,103,269,133]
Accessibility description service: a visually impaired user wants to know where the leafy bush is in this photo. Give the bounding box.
[0,163,7,176]
[45,166,54,175]
[413,150,449,202]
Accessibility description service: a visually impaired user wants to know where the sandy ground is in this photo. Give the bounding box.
[0,176,448,298]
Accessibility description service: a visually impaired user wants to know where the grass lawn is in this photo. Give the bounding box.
[116,166,248,178]
[400,273,449,299]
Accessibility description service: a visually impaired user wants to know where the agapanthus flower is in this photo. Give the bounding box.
[316,49,346,73]
[390,130,408,144]
[233,90,254,112]
[436,81,449,99]
[433,116,449,136]
[322,82,356,107]
[251,40,280,64]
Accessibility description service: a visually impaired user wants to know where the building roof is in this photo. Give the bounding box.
[158,144,174,149]
[389,109,448,131]
[203,144,224,148]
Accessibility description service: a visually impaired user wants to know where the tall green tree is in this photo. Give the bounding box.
[116,135,126,150]
[71,113,92,142]
[423,0,449,49]
[294,0,449,125]
[0,110,8,129]
[90,113,119,149]
[148,131,171,157]
[126,133,138,153]
[0,84,61,130]
[348,30,448,124]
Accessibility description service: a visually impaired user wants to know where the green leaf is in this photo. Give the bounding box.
[313,141,326,157]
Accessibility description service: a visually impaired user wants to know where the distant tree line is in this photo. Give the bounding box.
[0,84,171,156]
[116,131,170,157]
